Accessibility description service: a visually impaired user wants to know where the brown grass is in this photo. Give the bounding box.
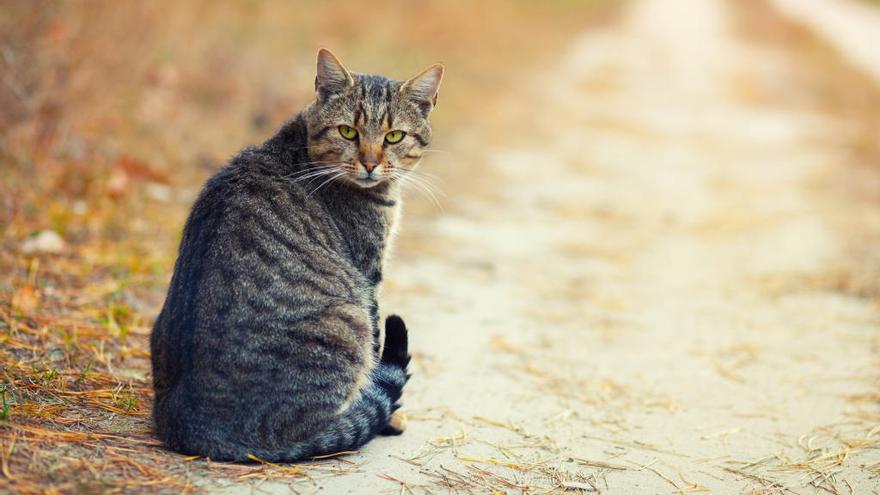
[725,3,880,493]
[0,1,620,493]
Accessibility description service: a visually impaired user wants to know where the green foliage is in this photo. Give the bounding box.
[0,386,10,421]
[112,385,140,412]
[77,361,94,384]
[101,303,132,343]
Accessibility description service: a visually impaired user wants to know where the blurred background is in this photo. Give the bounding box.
[1,0,612,260]
[1,0,879,493]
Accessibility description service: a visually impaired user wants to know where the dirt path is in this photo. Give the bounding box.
[227,0,880,493]
[771,0,880,82]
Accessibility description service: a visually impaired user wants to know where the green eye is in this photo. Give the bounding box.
[385,130,406,144]
[338,125,358,140]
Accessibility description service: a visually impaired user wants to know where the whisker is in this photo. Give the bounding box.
[397,169,445,197]
[396,167,443,183]
[393,172,443,210]
[288,168,339,183]
[307,171,347,198]
[284,164,344,181]
[286,173,336,188]
[282,162,344,178]
[412,171,443,185]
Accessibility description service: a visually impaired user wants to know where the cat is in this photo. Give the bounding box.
[149,48,443,462]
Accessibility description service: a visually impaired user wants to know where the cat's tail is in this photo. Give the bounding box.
[244,315,411,462]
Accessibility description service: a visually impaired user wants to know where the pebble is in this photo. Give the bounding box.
[20,230,66,254]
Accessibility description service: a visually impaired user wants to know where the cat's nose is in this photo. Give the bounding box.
[362,161,378,174]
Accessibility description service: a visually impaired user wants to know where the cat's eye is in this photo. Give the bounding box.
[385,130,406,144]
[338,125,358,140]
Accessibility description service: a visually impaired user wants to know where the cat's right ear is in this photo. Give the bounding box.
[315,48,354,101]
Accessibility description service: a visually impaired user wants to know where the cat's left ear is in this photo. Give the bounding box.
[400,63,444,115]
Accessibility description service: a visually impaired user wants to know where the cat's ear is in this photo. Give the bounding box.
[315,48,354,99]
[400,63,444,114]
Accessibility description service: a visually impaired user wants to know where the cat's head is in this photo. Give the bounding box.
[304,49,443,189]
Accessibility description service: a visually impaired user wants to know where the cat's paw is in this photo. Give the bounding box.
[379,410,407,436]
[381,315,411,369]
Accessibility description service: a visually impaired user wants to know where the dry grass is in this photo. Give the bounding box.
[723,3,880,493]
[0,1,619,493]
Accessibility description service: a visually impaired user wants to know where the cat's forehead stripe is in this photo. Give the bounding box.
[356,75,395,130]
[354,103,366,127]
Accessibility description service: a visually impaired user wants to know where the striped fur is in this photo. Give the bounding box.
[150,50,440,462]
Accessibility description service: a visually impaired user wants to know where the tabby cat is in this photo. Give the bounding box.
[150,49,443,462]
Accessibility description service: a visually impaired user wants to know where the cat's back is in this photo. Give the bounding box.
[152,144,362,367]
[151,145,365,407]
[184,146,341,265]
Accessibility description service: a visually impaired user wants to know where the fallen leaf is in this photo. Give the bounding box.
[12,285,39,313]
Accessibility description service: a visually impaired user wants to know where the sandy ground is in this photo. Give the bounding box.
[218,0,880,493]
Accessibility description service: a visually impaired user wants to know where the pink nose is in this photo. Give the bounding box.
[362,161,377,173]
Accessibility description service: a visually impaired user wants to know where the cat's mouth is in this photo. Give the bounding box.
[352,176,382,188]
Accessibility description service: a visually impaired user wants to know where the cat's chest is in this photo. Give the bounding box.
[336,202,400,285]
